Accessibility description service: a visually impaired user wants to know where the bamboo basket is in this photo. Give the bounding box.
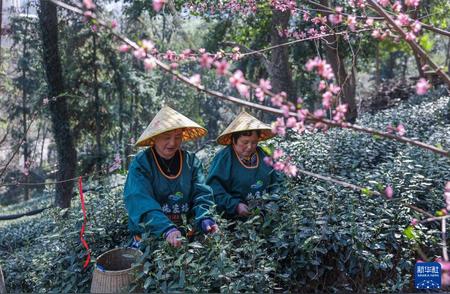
[90,248,143,293]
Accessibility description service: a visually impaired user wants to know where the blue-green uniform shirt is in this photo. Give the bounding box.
[206,145,283,216]
[124,148,214,237]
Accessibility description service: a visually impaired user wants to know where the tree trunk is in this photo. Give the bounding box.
[0,0,3,66]
[375,43,380,89]
[320,0,357,123]
[413,50,425,78]
[269,8,296,103]
[38,0,77,208]
[110,53,125,169]
[39,122,47,168]
[22,5,29,201]
[0,263,5,294]
[93,34,102,172]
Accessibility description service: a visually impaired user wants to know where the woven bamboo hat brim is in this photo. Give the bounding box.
[135,106,207,147]
[216,111,275,145]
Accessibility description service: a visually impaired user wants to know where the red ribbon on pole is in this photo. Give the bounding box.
[78,176,91,269]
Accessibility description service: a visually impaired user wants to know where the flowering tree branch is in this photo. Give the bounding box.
[366,0,450,87]
[47,0,450,160]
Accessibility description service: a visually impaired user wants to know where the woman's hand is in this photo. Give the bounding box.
[201,218,219,234]
[236,203,250,216]
[165,228,182,248]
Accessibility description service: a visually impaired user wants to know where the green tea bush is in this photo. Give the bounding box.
[0,91,448,292]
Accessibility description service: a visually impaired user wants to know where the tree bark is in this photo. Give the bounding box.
[93,34,102,172]
[38,0,77,208]
[22,35,29,201]
[0,263,5,294]
[269,8,296,103]
[320,0,357,123]
[0,0,3,66]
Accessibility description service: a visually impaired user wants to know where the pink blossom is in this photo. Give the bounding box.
[270,0,297,12]
[405,0,420,7]
[152,0,165,12]
[236,84,250,98]
[365,18,374,26]
[292,122,305,133]
[144,58,157,71]
[318,80,327,91]
[281,105,290,117]
[322,91,333,109]
[411,21,421,33]
[347,15,357,32]
[83,0,96,10]
[329,83,341,94]
[231,46,241,61]
[405,32,416,41]
[395,13,410,26]
[284,163,298,177]
[142,40,154,51]
[189,74,202,87]
[118,44,130,53]
[286,116,297,128]
[259,79,272,92]
[111,20,118,29]
[371,29,382,39]
[198,48,206,54]
[415,78,430,95]
[273,161,286,171]
[296,97,303,105]
[91,25,98,32]
[83,10,93,19]
[311,16,327,25]
[392,1,402,12]
[303,11,310,21]
[133,48,147,60]
[444,182,450,210]
[43,97,49,105]
[385,185,394,199]
[214,60,229,76]
[305,58,318,72]
[273,148,284,160]
[271,92,287,107]
[329,14,343,25]
[410,218,418,226]
[437,258,450,271]
[307,28,318,36]
[332,104,347,122]
[313,109,325,119]
[396,124,406,136]
[377,0,390,7]
[272,117,286,136]
[229,70,245,87]
[170,62,178,70]
[164,50,177,62]
[297,109,309,122]
[199,53,214,69]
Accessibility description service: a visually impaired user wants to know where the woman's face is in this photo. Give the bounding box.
[233,132,259,159]
[153,129,183,159]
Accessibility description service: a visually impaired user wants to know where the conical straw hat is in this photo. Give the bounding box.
[216,111,275,145]
[135,106,207,147]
